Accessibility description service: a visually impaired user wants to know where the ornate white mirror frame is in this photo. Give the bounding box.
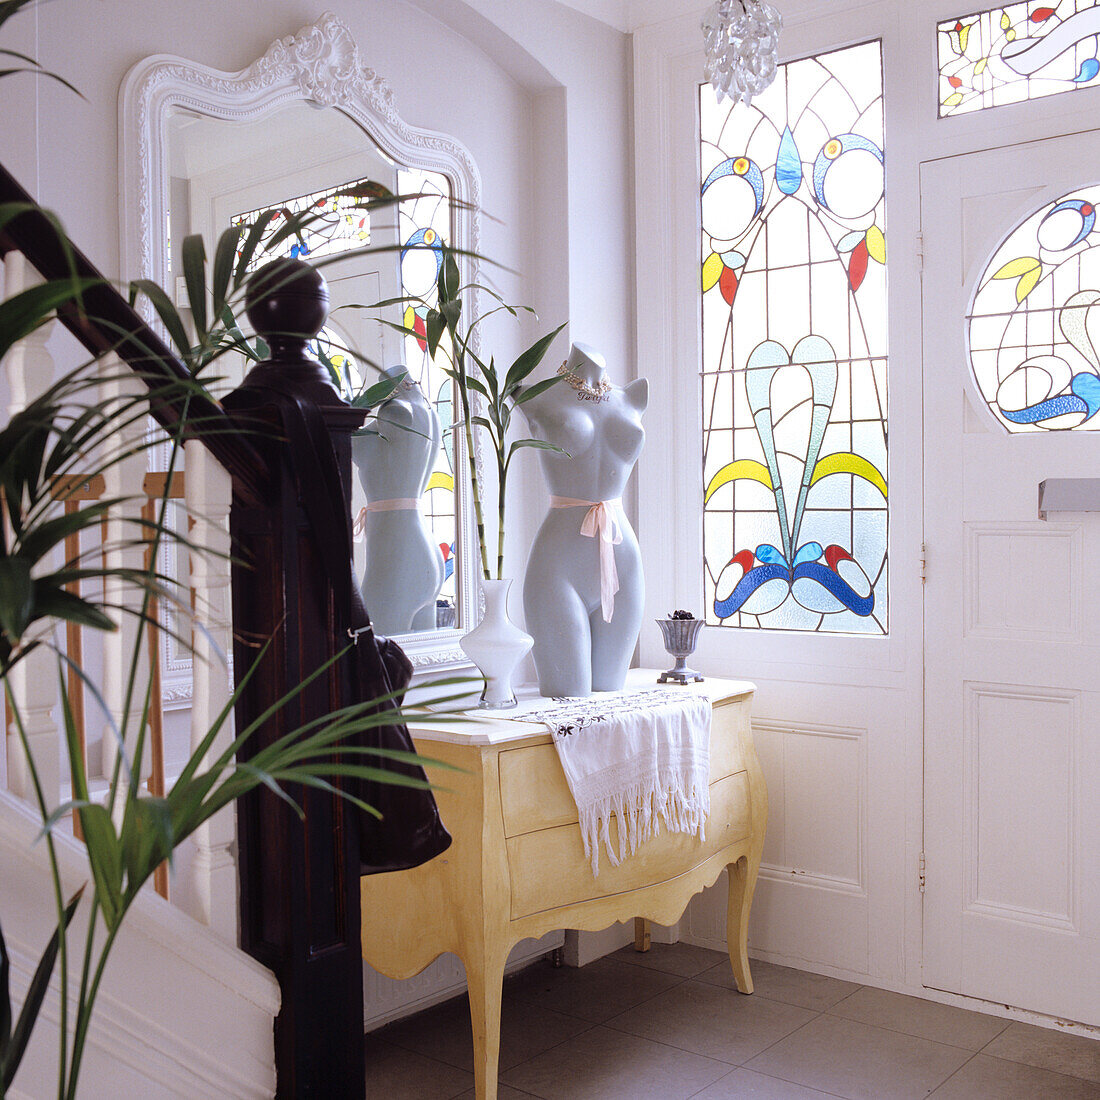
[118,11,482,680]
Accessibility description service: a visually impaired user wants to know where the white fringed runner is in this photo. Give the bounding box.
[521,688,712,875]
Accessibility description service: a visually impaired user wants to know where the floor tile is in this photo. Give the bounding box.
[378,990,590,1073]
[501,1025,731,1100]
[363,1035,473,1099]
[697,958,861,1010]
[505,956,681,1023]
[828,986,1008,1050]
[929,1053,1100,1099]
[744,1013,973,1100]
[607,978,816,1064]
[690,1066,843,1098]
[983,1021,1100,1082]
[611,940,728,978]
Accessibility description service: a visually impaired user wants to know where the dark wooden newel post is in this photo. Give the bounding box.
[224,259,366,1097]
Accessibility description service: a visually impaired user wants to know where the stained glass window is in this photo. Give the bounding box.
[700,40,888,635]
[231,176,372,272]
[969,186,1100,431]
[938,1,1100,117]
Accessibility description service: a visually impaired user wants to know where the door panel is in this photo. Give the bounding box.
[921,135,1100,1026]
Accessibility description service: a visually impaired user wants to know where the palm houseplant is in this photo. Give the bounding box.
[0,16,466,1093]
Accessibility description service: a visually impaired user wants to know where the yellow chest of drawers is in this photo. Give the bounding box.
[360,674,765,1099]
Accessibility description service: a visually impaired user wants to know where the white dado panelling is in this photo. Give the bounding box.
[965,683,1080,932]
[681,717,870,974]
[754,719,866,893]
[966,524,1082,643]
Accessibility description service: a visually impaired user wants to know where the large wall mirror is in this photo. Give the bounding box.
[120,12,482,680]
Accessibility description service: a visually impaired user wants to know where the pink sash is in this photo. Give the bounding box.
[352,498,419,540]
[549,496,623,622]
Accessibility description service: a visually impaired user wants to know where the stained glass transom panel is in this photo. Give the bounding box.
[700,40,888,635]
[231,176,372,271]
[968,186,1100,432]
[938,1,1100,117]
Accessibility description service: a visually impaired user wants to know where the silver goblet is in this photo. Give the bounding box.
[656,618,705,684]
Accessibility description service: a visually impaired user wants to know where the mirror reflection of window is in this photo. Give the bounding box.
[230,176,374,270]
[166,99,462,629]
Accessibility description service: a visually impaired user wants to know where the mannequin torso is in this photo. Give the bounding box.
[521,344,648,696]
[352,370,445,635]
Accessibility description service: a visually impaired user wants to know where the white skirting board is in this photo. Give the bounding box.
[363,929,564,1030]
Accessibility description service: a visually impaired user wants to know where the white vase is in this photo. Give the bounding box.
[460,578,533,709]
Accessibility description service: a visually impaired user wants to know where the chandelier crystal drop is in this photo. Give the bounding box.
[702,0,783,107]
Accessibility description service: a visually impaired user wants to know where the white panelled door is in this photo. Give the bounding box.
[921,135,1100,1026]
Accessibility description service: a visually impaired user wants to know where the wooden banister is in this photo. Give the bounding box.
[0,162,268,504]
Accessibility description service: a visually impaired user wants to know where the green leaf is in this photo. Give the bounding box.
[0,279,99,363]
[211,226,241,321]
[483,355,500,403]
[130,279,191,360]
[33,585,116,633]
[35,799,94,843]
[266,207,309,252]
[181,234,208,336]
[0,888,83,1092]
[17,498,115,563]
[0,558,33,643]
[506,438,569,470]
[460,375,490,400]
[121,797,175,899]
[0,44,83,98]
[438,247,460,304]
[77,804,123,930]
[441,299,462,337]
[234,762,305,820]
[426,309,446,358]
[0,0,41,34]
[351,373,404,409]
[503,323,566,394]
[512,375,562,406]
[234,209,278,287]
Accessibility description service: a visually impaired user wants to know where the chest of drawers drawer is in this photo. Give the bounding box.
[497,697,749,837]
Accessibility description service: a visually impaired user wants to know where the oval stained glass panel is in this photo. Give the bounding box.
[968,186,1100,432]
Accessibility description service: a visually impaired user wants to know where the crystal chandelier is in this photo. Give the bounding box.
[702,0,783,106]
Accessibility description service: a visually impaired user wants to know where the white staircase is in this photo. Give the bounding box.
[1,788,279,1099]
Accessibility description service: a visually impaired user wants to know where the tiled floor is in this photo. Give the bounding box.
[366,943,1100,1099]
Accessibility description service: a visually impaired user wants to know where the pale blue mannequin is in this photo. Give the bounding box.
[351,367,444,635]
[521,343,648,697]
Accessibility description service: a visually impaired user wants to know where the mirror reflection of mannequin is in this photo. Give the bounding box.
[521,343,648,697]
[352,367,444,635]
